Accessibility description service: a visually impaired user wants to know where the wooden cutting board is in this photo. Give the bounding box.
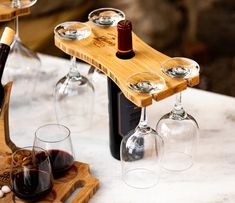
[0,83,99,202]
[0,161,99,203]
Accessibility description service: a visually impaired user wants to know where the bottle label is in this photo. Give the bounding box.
[118,92,141,137]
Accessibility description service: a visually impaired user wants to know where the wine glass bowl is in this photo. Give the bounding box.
[3,40,40,106]
[127,71,165,94]
[156,112,198,172]
[11,146,53,201]
[88,67,108,118]
[161,57,200,79]
[121,124,164,189]
[34,124,75,178]
[55,71,94,133]
[88,8,125,26]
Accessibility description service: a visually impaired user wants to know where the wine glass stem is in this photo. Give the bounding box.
[69,56,81,77]
[14,16,20,40]
[172,92,185,114]
[139,107,148,128]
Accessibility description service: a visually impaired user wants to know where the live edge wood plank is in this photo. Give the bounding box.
[55,21,199,107]
[0,5,30,22]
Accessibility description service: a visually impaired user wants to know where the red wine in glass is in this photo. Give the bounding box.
[34,124,75,178]
[11,147,53,201]
[12,169,53,200]
[48,149,74,178]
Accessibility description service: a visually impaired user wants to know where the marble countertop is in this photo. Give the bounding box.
[8,54,235,203]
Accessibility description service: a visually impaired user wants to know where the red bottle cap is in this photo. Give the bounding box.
[116,20,134,57]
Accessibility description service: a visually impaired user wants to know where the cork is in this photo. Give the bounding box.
[0,27,15,46]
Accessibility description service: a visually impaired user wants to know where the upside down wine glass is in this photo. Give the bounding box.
[87,8,125,118]
[156,57,200,172]
[54,22,94,134]
[1,0,41,106]
[121,71,165,189]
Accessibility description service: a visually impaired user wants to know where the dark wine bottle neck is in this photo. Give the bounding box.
[0,43,10,81]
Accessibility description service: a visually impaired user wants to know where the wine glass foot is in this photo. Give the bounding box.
[54,22,91,40]
[122,168,159,189]
[161,152,193,172]
[88,8,125,26]
[127,72,165,94]
[163,67,191,78]
[161,57,200,79]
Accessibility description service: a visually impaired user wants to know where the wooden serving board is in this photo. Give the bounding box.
[0,161,99,203]
[55,21,199,107]
[0,5,30,22]
[0,83,99,202]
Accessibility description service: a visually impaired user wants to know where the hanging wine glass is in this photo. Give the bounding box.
[1,0,40,148]
[121,71,165,189]
[87,8,125,118]
[54,21,94,134]
[156,57,200,172]
[1,0,41,107]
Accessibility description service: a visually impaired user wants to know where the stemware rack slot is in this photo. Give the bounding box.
[55,21,199,107]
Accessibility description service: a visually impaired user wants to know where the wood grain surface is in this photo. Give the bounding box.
[0,161,99,203]
[55,21,199,107]
[0,5,30,22]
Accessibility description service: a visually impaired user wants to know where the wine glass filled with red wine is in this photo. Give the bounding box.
[11,146,53,201]
[34,124,75,178]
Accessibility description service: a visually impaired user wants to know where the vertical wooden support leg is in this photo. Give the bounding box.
[0,82,17,153]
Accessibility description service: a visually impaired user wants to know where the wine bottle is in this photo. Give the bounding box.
[0,27,15,109]
[108,20,141,160]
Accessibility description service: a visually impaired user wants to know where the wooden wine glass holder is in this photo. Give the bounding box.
[0,5,30,22]
[0,83,99,202]
[55,21,199,107]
